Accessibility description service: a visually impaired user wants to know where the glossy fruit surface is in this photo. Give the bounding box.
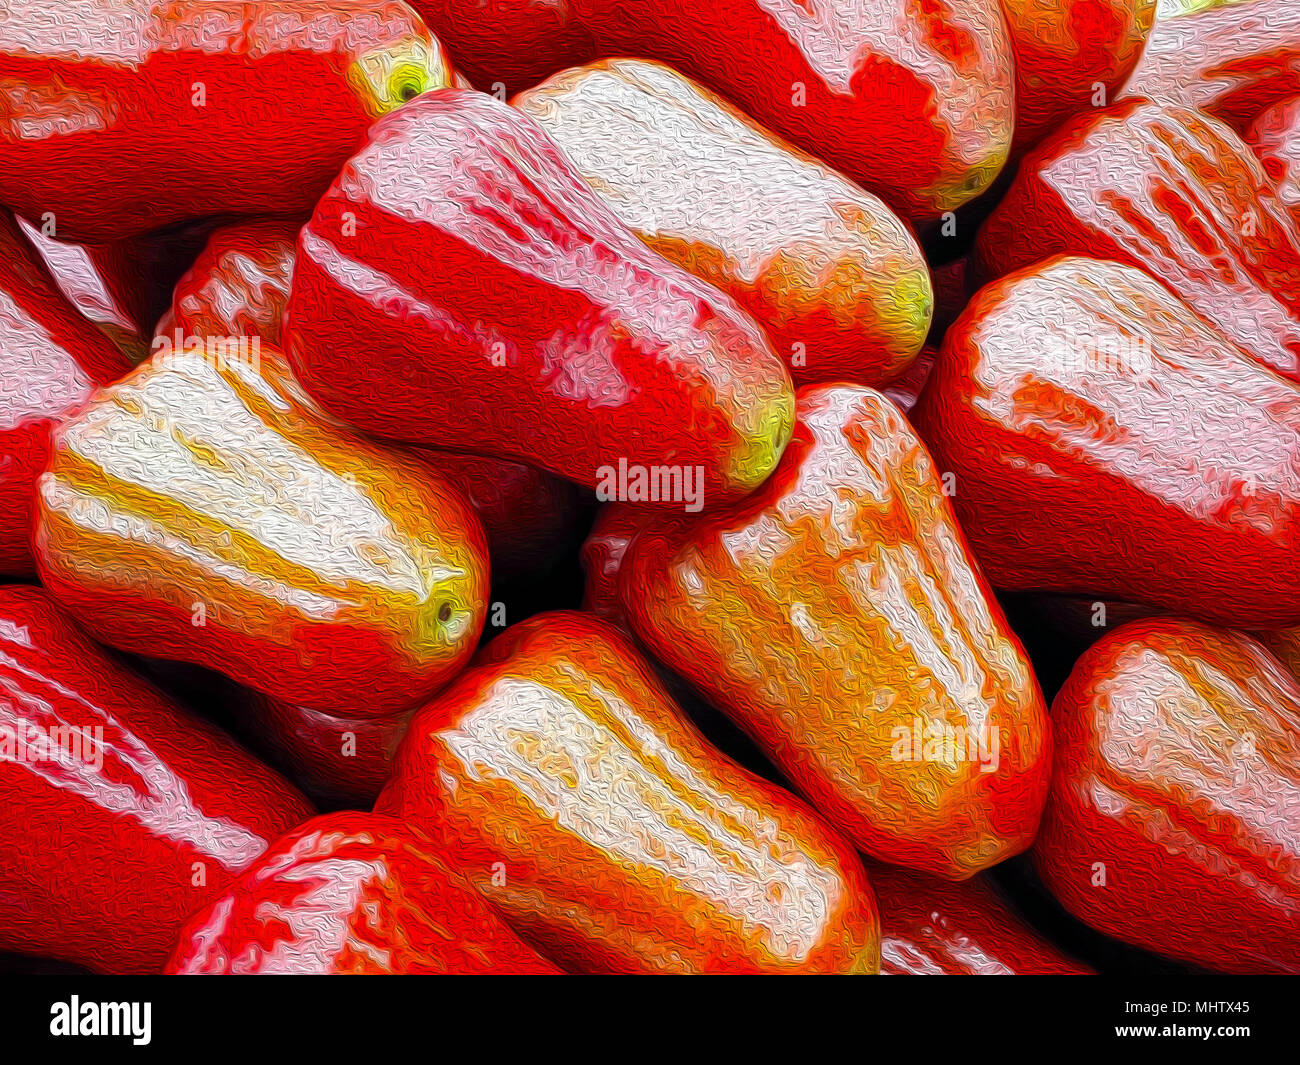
[151,222,584,583]
[1035,617,1300,974]
[882,346,937,414]
[0,585,313,974]
[286,90,794,503]
[414,1,1015,219]
[379,611,881,973]
[580,504,644,627]
[92,218,231,340]
[872,864,1092,974]
[1247,96,1300,226]
[620,385,1052,879]
[34,346,489,716]
[155,218,299,347]
[1123,0,1300,130]
[0,1,452,241]
[168,812,561,974]
[0,211,131,575]
[912,256,1300,628]
[515,59,932,387]
[978,99,1300,382]
[1259,625,1300,679]
[1002,0,1155,152]
[408,0,592,91]
[19,218,149,361]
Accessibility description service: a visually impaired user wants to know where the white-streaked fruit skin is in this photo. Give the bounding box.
[34,345,489,717]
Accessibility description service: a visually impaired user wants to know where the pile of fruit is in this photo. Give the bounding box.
[1,0,1297,975]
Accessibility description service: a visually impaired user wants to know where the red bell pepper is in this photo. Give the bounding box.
[155,218,300,349]
[378,611,881,973]
[1247,96,1300,227]
[34,346,490,717]
[1123,0,1300,131]
[1000,0,1156,153]
[1034,617,1300,974]
[168,812,561,974]
[0,210,131,576]
[0,1,452,242]
[414,1,1014,220]
[618,385,1052,879]
[872,864,1092,974]
[285,90,795,504]
[977,98,1300,383]
[0,585,314,974]
[912,255,1300,629]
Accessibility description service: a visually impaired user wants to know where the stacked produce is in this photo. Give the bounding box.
[0,0,1296,975]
